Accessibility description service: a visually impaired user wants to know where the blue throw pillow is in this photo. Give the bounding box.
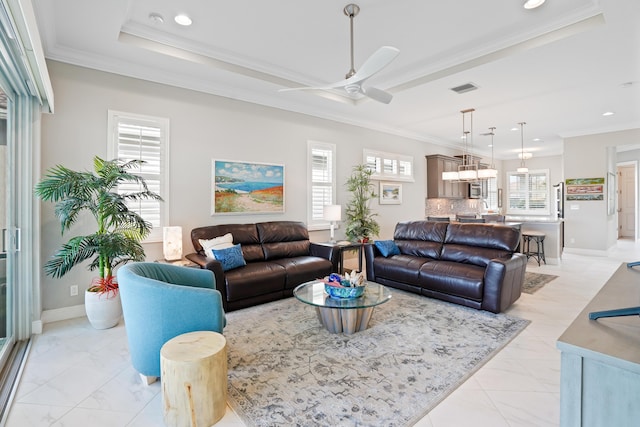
[375,240,400,257]
[212,244,246,271]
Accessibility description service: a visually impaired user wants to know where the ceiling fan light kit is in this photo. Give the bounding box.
[279,4,399,104]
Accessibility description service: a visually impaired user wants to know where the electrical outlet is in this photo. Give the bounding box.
[70,285,78,296]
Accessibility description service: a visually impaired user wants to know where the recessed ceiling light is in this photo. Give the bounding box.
[603,111,615,116]
[148,13,164,24]
[523,0,546,10]
[533,138,541,142]
[511,127,519,131]
[174,14,192,26]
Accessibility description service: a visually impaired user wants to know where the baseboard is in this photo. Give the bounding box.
[563,247,609,257]
[31,320,42,335]
[40,304,86,325]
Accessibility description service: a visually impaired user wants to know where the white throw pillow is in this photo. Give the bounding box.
[199,233,234,259]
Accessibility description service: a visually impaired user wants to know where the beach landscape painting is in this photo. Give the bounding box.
[212,159,285,214]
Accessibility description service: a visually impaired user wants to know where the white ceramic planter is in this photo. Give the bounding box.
[85,289,122,329]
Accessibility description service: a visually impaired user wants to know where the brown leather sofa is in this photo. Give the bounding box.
[364,220,526,313]
[186,221,337,311]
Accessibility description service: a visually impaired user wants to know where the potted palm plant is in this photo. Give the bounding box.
[344,164,380,242]
[35,156,162,329]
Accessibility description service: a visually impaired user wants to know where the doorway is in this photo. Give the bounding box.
[617,162,637,239]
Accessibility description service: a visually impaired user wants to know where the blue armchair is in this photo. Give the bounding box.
[117,262,226,384]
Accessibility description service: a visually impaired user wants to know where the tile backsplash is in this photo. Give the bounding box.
[425,198,489,218]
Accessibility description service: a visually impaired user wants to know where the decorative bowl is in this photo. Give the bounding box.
[324,283,366,299]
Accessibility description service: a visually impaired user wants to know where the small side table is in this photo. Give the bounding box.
[317,242,365,274]
[161,331,227,427]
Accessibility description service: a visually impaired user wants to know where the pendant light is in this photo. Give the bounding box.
[457,108,478,181]
[478,127,498,179]
[516,122,529,173]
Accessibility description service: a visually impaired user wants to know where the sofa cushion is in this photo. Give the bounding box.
[372,254,431,286]
[212,244,246,271]
[419,260,485,301]
[394,221,447,259]
[271,256,333,289]
[199,233,234,259]
[374,240,401,257]
[223,262,286,301]
[191,224,264,262]
[258,221,311,260]
[440,223,519,267]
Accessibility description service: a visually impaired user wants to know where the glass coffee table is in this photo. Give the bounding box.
[293,280,392,334]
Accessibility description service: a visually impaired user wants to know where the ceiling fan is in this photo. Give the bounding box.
[280,4,400,104]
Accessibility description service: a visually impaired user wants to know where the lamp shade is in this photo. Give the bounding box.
[323,205,342,221]
[458,169,478,180]
[477,168,498,179]
[442,171,459,181]
[163,226,183,261]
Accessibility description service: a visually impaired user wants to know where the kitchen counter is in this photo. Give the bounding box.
[512,218,563,264]
[505,215,563,223]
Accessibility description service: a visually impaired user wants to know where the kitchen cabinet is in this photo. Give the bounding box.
[426,155,465,199]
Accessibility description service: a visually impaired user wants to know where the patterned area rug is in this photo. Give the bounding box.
[224,289,530,427]
[523,271,558,294]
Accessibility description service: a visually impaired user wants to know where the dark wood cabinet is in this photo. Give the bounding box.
[426,155,465,199]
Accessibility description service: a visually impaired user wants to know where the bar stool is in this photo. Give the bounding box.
[522,231,546,266]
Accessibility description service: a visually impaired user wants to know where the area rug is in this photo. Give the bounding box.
[523,271,558,294]
[224,289,530,427]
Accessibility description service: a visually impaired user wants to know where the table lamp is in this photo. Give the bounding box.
[323,205,342,243]
[163,226,183,261]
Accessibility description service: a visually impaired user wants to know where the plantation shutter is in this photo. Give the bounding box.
[486,176,498,210]
[108,111,169,241]
[308,141,336,229]
[507,170,549,215]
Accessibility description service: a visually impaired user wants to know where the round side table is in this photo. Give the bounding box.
[161,331,227,427]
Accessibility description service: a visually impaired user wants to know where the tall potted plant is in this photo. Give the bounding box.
[344,164,380,242]
[35,156,162,329]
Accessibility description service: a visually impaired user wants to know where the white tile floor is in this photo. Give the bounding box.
[6,239,640,427]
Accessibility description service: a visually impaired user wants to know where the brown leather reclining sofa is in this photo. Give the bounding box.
[364,220,526,313]
[186,221,338,311]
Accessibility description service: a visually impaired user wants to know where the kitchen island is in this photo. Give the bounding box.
[506,216,564,264]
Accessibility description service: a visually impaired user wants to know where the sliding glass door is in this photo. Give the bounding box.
[0,86,14,371]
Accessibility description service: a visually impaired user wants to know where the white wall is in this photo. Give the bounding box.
[501,154,564,218]
[564,129,640,253]
[40,60,455,311]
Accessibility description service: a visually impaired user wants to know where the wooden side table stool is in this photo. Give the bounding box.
[161,331,227,427]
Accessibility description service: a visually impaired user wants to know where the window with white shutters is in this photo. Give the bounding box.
[363,149,414,182]
[308,141,336,230]
[108,111,169,242]
[506,169,550,215]
[486,176,499,211]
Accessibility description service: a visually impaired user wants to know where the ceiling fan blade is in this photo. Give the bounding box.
[362,86,393,104]
[347,46,399,85]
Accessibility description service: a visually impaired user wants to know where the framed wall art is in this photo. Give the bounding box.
[379,182,402,205]
[212,159,285,214]
[565,177,604,201]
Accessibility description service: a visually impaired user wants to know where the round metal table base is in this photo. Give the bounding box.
[315,306,375,334]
